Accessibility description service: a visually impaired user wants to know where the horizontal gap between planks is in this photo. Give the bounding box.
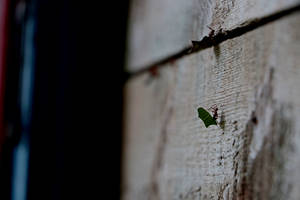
[125,4,300,82]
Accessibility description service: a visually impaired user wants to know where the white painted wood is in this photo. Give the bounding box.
[122,12,300,200]
[126,0,300,72]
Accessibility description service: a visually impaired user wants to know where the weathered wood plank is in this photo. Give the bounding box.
[126,0,300,71]
[122,12,300,200]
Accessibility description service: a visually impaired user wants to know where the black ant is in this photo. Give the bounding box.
[207,26,215,38]
[209,104,219,120]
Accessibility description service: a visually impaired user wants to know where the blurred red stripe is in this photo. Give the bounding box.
[0,0,10,151]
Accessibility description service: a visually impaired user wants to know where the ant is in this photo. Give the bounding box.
[207,26,215,38]
[208,104,219,120]
[145,66,159,85]
[149,66,159,77]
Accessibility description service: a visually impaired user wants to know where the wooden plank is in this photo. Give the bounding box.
[126,0,300,72]
[122,12,300,200]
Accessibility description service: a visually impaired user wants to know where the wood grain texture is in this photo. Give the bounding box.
[126,0,300,72]
[122,12,300,200]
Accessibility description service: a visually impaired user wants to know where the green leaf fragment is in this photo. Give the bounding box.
[197,107,217,128]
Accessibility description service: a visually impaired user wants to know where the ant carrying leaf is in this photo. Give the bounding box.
[197,107,217,128]
[197,104,222,128]
[208,104,218,121]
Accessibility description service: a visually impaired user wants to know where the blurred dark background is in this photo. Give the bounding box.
[0,0,129,199]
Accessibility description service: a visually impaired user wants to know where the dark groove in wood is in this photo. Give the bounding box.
[125,4,300,81]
